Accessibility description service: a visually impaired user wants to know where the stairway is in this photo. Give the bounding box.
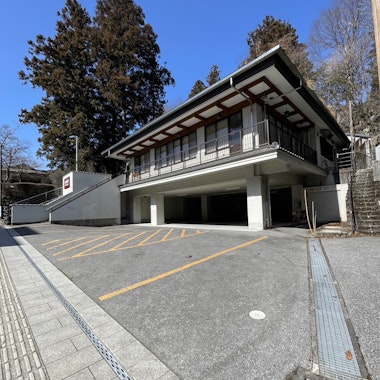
[351,168,380,234]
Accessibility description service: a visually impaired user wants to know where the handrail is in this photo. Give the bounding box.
[126,120,317,184]
[11,187,63,205]
[337,150,372,170]
[47,175,113,212]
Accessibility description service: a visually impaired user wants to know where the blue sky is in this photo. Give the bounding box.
[0,0,331,169]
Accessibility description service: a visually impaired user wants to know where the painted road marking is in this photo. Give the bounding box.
[99,235,268,301]
[65,232,132,259]
[45,236,87,249]
[104,231,148,252]
[41,229,208,260]
[52,235,110,257]
[137,229,162,246]
[57,229,207,260]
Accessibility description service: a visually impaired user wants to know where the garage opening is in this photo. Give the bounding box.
[184,197,202,222]
[209,193,248,225]
[270,187,293,224]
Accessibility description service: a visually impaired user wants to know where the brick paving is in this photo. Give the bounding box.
[0,248,49,380]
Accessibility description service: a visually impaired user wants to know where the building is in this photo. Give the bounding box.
[102,46,349,230]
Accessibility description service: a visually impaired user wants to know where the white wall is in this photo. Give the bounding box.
[11,205,49,224]
[62,171,110,195]
[50,175,124,226]
[305,184,348,223]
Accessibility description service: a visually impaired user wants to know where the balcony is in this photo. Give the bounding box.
[127,120,317,184]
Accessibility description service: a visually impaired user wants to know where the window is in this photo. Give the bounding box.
[135,152,150,173]
[205,119,228,153]
[154,131,197,167]
[205,112,239,154]
[182,132,197,159]
[155,145,167,168]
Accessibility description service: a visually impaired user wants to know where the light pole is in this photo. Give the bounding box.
[372,0,380,89]
[69,135,78,171]
[0,143,3,218]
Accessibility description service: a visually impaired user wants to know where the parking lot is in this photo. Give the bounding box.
[12,223,314,379]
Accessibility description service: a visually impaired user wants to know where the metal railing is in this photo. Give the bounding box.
[127,120,317,184]
[337,150,372,171]
[11,187,63,205]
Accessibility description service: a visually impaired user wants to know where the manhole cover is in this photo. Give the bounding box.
[249,310,266,320]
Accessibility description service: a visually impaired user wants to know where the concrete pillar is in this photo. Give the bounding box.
[247,177,265,230]
[133,196,142,223]
[201,195,208,222]
[151,193,165,225]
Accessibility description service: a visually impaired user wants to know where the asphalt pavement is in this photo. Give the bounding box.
[0,222,378,380]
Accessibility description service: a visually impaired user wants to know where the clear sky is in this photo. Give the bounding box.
[0,0,331,169]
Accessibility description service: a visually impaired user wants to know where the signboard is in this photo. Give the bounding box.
[64,176,70,189]
[62,173,73,195]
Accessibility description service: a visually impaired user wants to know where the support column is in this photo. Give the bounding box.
[133,196,142,223]
[151,193,165,225]
[247,177,265,231]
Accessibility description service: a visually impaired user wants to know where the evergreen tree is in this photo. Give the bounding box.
[92,0,174,139]
[188,65,221,98]
[188,80,207,98]
[242,16,313,82]
[19,0,95,171]
[19,0,174,173]
[206,65,221,86]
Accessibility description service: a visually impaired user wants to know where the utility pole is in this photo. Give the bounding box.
[69,135,79,171]
[372,0,380,88]
[0,144,2,218]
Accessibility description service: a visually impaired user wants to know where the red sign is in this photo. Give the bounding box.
[64,177,70,189]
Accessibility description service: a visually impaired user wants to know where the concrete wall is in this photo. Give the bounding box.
[62,171,110,196]
[305,184,348,223]
[11,205,49,224]
[50,175,124,226]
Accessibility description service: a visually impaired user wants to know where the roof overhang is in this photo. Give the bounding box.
[102,45,349,160]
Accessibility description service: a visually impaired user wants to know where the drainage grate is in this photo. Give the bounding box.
[17,244,133,380]
[309,238,362,380]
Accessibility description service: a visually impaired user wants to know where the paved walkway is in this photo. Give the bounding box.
[0,225,178,380]
[1,223,378,380]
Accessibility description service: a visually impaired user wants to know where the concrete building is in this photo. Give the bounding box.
[102,46,349,230]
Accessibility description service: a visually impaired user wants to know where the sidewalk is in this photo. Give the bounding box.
[0,225,179,380]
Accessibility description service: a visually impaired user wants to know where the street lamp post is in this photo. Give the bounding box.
[69,135,78,172]
[0,143,5,220]
[0,143,3,218]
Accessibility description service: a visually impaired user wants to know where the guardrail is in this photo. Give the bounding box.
[11,187,63,205]
[337,150,371,171]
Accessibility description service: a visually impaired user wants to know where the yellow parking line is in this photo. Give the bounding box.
[52,235,110,256]
[61,230,208,259]
[41,239,61,246]
[66,232,132,258]
[180,229,186,238]
[60,231,148,260]
[137,229,162,246]
[161,228,174,241]
[99,235,268,301]
[46,237,87,250]
[108,231,148,251]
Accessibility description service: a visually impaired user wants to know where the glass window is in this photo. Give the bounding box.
[205,124,216,153]
[173,139,181,163]
[229,112,242,130]
[189,131,197,158]
[135,152,150,173]
[217,119,228,149]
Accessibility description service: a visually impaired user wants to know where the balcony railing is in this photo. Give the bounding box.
[127,120,317,184]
